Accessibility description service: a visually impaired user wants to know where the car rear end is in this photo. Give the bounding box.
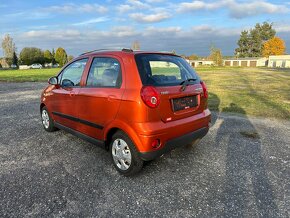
[132,53,211,160]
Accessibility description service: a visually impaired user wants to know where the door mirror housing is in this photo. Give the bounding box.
[48,77,58,85]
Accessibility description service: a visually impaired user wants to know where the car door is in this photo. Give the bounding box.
[76,56,125,140]
[50,58,89,130]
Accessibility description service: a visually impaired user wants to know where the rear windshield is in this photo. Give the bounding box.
[135,54,200,86]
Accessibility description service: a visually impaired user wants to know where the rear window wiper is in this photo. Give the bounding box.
[180,78,197,91]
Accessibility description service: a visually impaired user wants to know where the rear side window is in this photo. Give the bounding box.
[86,57,122,88]
[135,54,200,86]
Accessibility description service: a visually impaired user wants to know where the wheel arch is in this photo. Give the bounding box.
[40,103,46,112]
[105,127,119,150]
[104,121,143,152]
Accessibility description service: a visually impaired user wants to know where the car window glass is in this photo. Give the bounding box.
[135,54,200,86]
[86,57,121,88]
[149,61,182,83]
[60,58,88,87]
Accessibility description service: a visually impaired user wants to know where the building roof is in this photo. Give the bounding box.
[223,57,265,61]
[269,55,290,60]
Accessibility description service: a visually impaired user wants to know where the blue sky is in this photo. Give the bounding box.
[0,0,290,56]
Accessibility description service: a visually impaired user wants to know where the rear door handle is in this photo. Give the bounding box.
[70,91,76,97]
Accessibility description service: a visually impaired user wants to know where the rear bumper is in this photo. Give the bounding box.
[132,109,211,154]
[139,126,209,161]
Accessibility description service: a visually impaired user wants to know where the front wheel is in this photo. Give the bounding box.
[110,131,143,176]
[41,106,57,132]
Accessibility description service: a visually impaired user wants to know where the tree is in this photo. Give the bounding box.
[55,47,67,67]
[255,22,276,41]
[209,46,223,66]
[235,22,276,57]
[51,48,56,65]
[187,54,199,60]
[67,55,74,62]
[43,50,53,64]
[12,52,18,66]
[235,31,250,57]
[262,37,286,57]
[132,41,140,50]
[19,47,44,65]
[1,34,16,66]
[249,28,262,57]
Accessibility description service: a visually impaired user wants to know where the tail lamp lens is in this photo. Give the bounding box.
[200,81,208,98]
[141,86,160,108]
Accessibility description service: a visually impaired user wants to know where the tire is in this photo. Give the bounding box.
[41,106,57,132]
[110,131,143,176]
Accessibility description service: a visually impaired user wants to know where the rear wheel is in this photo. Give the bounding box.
[110,131,143,176]
[41,106,57,132]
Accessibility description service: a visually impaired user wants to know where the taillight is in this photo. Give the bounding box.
[200,81,208,98]
[141,86,160,108]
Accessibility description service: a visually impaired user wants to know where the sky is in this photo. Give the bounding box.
[0,0,290,57]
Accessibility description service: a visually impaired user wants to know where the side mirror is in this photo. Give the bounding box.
[48,77,58,85]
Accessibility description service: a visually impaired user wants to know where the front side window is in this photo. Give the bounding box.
[59,58,88,87]
[86,57,122,88]
[135,54,200,86]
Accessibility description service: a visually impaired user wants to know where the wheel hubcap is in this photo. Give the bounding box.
[42,110,50,129]
[112,138,132,170]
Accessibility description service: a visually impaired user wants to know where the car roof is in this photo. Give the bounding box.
[78,49,179,58]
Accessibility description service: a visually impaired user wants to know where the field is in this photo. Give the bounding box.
[0,68,60,82]
[197,67,290,119]
[0,67,289,119]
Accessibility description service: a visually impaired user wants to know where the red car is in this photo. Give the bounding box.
[40,49,211,175]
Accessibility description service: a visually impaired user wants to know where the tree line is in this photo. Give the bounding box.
[1,34,73,68]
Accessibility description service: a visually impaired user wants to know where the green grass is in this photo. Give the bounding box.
[197,67,290,119]
[0,68,60,82]
[0,67,289,119]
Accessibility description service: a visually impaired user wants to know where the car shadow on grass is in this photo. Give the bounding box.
[216,103,279,217]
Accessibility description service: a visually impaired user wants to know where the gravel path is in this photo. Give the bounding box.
[0,82,289,217]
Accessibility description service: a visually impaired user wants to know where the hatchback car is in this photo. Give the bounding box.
[31,63,43,69]
[40,49,211,175]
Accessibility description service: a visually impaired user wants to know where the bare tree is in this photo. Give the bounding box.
[132,41,140,50]
[1,34,16,66]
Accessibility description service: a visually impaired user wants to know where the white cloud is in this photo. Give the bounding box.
[274,24,290,33]
[3,11,51,19]
[118,0,150,13]
[127,0,150,9]
[177,0,290,18]
[117,4,134,13]
[145,0,165,3]
[177,1,221,12]
[227,0,289,19]
[45,3,108,14]
[15,25,244,56]
[23,30,82,40]
[72,17,108,26]
[130,12,171,23]
[144,26,181,35]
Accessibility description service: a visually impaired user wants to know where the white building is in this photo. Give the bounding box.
[189,60,214,67]
[223,57,268,67]
[268,55,290,68]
